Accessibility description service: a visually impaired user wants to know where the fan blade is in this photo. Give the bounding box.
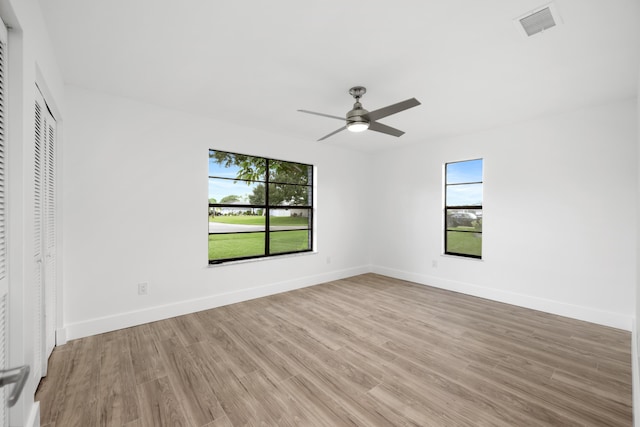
[298,110,345,121]
[367,98,421,121]
[318,126,347,141]
[368,121,405,137]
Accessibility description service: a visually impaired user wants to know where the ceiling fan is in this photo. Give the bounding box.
[298,86,421,141]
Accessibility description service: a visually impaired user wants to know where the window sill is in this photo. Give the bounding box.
[441,254,484,262]
[207,250,317,268]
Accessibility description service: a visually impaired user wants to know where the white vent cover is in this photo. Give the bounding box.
[515,3,563,37]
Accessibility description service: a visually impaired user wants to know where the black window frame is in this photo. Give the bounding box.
[444,158,483,259]
[208,149,314,264]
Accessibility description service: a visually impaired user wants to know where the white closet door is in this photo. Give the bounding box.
[0,17,8,427]
[43,102,56,361]
[34,86,57,378]
[33,89,44,378]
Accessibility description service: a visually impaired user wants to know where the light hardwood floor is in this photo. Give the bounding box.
[36,274,632,426]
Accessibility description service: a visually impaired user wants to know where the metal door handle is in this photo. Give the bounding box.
[0,365,29,407]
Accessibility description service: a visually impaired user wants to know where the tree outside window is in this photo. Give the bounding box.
[208,150,313,263]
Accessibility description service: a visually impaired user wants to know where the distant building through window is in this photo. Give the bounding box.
[208,149,313,264]
[445,159,483,258]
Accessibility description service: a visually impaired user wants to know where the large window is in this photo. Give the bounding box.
[208,150,313,264]
[445,159,483,258]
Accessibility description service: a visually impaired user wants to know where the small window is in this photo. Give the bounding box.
[445,159,483,258]
[208,150,313,264]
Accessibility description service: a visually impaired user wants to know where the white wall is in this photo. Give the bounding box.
[371,99,637,330]
[63,88,638,339]
[0,0,65,426]
[62,85,372,339]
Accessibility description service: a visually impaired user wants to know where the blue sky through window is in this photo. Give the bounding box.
[446,158,483,184]
[208,152,266,202]
[446,159,483,206]
[209,158,242,179]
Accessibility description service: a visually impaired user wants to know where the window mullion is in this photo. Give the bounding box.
[265,159,270,256]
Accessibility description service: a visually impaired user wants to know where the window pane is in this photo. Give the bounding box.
[269,209,311,230]
[446,159,483,184]
[269,230,310,254]
[269,160,312,185]
[267,183,311,206]
[209,232,265,260]
[446,209,482,231]
[209,208,265,233]
[446,231,482,257]
[446,183,482,207]
[209,150,266,181]
[209,178,264,205]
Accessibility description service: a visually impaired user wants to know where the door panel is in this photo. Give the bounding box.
[34,91,44,379]
[34,87,56,378]
[44,103,56,361]
[0,15,9,426]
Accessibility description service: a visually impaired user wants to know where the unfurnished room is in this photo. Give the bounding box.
[0,0,639,426]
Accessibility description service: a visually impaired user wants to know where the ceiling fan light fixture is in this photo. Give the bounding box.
[347,121,369,132]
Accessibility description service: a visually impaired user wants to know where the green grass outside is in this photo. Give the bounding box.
[446,231,482,257]
[209,215,309,227]
[209,230,310,261]
[209,232,266,260]
[270,230,310,254]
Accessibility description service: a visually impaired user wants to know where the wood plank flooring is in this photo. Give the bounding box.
[36,273,632,426]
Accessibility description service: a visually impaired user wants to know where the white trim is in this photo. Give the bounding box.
[207,249,317,268]
[63,265,371,340]
[23,402,39,427]
[55,327,66,346]
[63,264,633,340]
[372,265,633,331]
[633,318,639,426]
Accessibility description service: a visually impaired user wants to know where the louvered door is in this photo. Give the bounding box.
[33,90,44,379]
[0,17,8,427]
[43,102,56,361]
[34,87,56,378]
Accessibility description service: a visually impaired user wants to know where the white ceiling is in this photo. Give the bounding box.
[39,0,640,152]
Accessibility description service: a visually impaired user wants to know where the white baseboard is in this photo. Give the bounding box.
[62,264,632,341]
[372,265,633,331]
[62,265,371,340]
[23,402,39,427]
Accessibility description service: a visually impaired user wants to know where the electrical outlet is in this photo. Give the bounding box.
[326,256,331,264]
[432,260,438,268]
[138,282,148,295]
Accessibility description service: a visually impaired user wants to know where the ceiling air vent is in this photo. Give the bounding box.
[515,3,563,37]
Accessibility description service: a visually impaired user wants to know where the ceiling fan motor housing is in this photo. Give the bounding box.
[346,101,370,126]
